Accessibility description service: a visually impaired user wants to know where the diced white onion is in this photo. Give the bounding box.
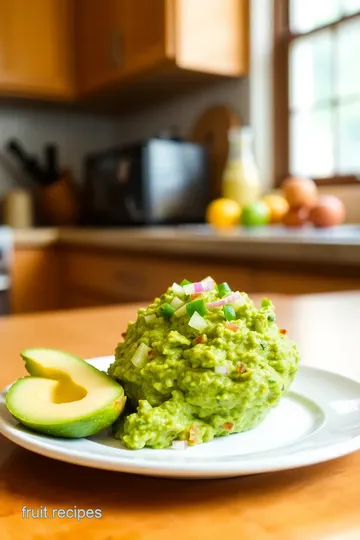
[172,282,185,295]
[131,343,151,368]
[232,296,247,309]
[215,365,229,375]
[201,276,216,289]
[183,283,195,294]
[188,312,208,332]
[171,440,188,450]
[170,297,184,309]
[174,304,188,317]
[144,314,157,324]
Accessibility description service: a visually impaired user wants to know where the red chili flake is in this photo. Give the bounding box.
[188,423,200,445]
[191,293,202,300]
[147,349,156,359]
[279,329,287,335]
[225,322,239,332]
[222,423,234,431]
[194,334,208,344]
[236,364,247,374]
[121,332,126,339]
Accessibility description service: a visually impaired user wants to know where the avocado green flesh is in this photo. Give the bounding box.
[108,286,300,449]
[6,349,126,438]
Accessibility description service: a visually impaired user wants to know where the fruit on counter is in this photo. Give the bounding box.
[5,348,126,438]
[282,206,310,227]
[206,198,241,228]
[283,177,318,208]
[308,195,346,227]
[241,201,270,227]
[262,194,289,224]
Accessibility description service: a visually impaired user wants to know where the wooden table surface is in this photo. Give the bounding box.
[1,292,360,539]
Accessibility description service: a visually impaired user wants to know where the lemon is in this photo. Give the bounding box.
[206,198,241,228]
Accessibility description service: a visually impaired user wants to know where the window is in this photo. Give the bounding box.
[273,0,360,185]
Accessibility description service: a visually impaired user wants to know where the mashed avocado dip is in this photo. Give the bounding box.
[108,278,300,449]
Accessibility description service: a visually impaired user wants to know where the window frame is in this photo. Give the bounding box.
[273,0,360,187]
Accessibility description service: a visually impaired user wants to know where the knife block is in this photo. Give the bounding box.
[40,170,80,226]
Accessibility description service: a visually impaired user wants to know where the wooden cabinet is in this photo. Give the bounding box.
[120,0,171,76]
[75,0,249,100]
[59,248,253,307]
[12,249,60,314]
[0,0,74,99]
[252,270,360,296]
[0,0,248,104]
[75,0,122,93]
[11,245,360,315]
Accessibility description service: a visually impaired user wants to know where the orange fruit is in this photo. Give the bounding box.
[282,177,318,208]
[206,198,241,228]
[262,194,289,223]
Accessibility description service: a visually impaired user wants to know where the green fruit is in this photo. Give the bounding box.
[241,201,270,226]
[6,348,126,438]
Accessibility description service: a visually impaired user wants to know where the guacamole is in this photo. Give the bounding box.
[108,278,300,449]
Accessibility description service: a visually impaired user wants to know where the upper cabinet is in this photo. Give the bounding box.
[75,0,122,94]
[0,0,75,99]
[0,0,249,107]
[75,0,249,105]
[120,0,171,76]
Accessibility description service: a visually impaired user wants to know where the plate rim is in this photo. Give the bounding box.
[1,360,360,478]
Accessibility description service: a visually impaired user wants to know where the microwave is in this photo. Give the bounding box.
[83,138,209,226]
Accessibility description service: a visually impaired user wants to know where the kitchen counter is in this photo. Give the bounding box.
[13,224,360,266]
[1,293,360,538]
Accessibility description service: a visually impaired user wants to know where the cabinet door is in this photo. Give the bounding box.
[120,0,171,76]
[174,0,248,75]
[0,0,74,98]
[75,0,122,93]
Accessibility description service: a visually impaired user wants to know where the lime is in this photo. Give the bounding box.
[241,201,270,226]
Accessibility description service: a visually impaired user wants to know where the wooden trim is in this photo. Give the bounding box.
[273,2,360,187]
[165,0,176,58]
[273,0,290,186]
[313,175,360,186]
[287,10,360,42]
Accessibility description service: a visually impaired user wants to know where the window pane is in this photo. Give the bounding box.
[338,99,360,174]
[336,18,360,98]
[290,108,335,177]
[290,32,333,110]
[341,0,360,15]
[290,0,341,33]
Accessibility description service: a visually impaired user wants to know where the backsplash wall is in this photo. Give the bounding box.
[0,107,120,197]
[0,79,249,198]
[115,78,249,145]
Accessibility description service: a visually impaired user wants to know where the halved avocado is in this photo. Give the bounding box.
[5,348,126,438]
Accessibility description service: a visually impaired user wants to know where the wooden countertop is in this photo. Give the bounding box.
[1,292,360,538]
[12,224,360,265]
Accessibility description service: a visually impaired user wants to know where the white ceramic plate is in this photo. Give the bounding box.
[1,356,360,479]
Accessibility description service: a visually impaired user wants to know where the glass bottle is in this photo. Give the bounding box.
[222,126,261,207]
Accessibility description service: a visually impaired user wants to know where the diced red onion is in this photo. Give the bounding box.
[206,291,242,309]
[172,282,185,295]
[215,365,229,375]
[131,343,151,368]
[171,440,188,450]
[188,312,208,332]
[170,297,184,309]
[183,277,215,295]
[144,314,157,324]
